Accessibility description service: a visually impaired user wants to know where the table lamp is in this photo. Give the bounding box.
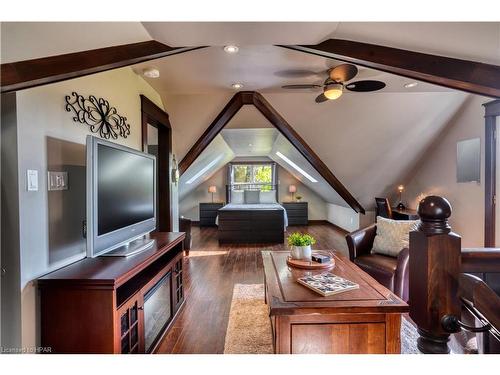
[208,185,217,203]
[289,185,297,201]
[397,185,406,210]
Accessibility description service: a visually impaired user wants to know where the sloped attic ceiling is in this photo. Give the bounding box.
[178,126,346,206]
[179,135,234,200]
[171,89,469,210]
[132,36,481,211]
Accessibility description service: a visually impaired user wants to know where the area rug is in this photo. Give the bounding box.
[223,283,419,354]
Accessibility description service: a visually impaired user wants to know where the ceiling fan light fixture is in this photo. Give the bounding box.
[323,83,343,100]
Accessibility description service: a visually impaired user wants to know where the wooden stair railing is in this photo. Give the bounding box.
[409,196,500,354]
[441,274,500,354]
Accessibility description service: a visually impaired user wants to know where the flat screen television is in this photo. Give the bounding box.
[86,136,156,257]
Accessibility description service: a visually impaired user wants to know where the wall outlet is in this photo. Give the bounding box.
[27,170,38,191]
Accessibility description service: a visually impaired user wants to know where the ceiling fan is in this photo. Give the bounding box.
[281,63,386,103]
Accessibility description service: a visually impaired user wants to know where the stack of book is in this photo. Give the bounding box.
[297,272,359,296]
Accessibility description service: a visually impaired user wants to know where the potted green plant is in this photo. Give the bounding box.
[288,232,316,261]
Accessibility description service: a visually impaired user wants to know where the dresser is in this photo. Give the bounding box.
[282,202,308,225]
[199,202,224,226]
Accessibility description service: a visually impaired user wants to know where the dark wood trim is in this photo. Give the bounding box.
[280,39,500,98]
[1,41,205,93]
[461,248,500,273]
[179,91,365,214]
[141,95,172,232]
[484,100,500,246]
[178,93,247,174]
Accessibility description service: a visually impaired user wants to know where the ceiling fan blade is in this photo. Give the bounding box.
[315,93,329,103]
[345,80,386,92]
[282,84,323,90]
[329,63,358,83]
[274,69,322,78]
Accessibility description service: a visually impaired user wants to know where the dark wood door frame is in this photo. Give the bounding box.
[1,41,205,93]
[179,91,365,214]
[280,39,500,98]
[484,99,500,246]
[141,95,173,232]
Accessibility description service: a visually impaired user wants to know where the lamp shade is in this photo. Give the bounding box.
[208,185,217,194]
[289,185,297,193]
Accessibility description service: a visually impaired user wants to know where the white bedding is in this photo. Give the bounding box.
[216,203,288,228]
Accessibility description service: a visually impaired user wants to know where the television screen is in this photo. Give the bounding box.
[97,143,155,236]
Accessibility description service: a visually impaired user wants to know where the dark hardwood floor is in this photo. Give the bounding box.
[156,222,348,354]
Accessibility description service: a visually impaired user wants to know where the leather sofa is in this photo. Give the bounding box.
[345,224,409,301]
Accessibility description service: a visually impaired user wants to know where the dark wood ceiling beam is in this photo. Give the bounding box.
[1,41,205,93]
[179,91,365,214]
[280,39,500,98]
[178,92,248,174]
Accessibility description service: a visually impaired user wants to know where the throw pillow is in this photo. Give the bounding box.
[372,216,419,257]
[244,190,260,204]
[231,190,244,204]
[259,190,276,204]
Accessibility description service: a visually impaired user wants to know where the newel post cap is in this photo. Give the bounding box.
[417,196,452,235]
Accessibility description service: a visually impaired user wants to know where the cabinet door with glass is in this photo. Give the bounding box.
[117,294,144,354]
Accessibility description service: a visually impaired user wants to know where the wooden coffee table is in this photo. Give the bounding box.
[262,251,409,354]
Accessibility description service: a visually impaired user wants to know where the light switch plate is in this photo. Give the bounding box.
[27,170,38,191]
[48,171,68,191]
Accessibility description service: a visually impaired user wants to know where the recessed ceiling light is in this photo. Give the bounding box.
[142,67,160,78]
[404,82,418,88]
[231,83,243,90]
[224,45,239,54]
[248,143,253,147]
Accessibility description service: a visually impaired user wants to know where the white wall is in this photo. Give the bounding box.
[327,204,376,232]
[14,67,165,348]
[179,167,227,220]
[277,166,327,220]
[401,95,488,247]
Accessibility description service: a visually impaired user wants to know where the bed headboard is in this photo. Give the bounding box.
[225,183,279,203]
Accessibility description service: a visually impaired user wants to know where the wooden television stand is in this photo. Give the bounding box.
[38,232,186,354]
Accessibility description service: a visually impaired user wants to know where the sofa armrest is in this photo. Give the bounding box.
[394,247,410,302]
[345,224,377,261]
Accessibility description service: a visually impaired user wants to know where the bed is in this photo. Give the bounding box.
[217,185,288,244]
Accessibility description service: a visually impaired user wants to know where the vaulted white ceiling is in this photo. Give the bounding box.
[142,22,500,64]
[133,45,452,95]
[3,22,498,66]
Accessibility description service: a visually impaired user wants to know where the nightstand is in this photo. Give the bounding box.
[199,202,224,227]
[282,202,308,225]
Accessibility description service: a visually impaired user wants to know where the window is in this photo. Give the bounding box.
[229,163,275,190]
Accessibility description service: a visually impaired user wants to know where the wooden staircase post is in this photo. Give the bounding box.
[409,196,462,353]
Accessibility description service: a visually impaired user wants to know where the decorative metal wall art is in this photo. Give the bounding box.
[65,92,131,139]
